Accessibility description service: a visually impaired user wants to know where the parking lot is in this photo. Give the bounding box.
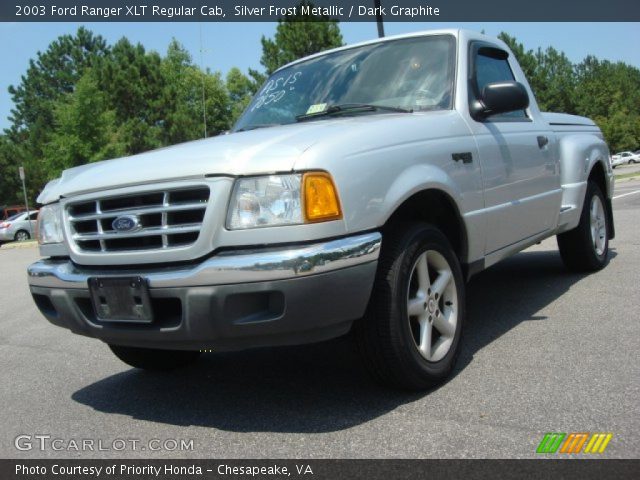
[1,179,639,459]
[612,160,640,177]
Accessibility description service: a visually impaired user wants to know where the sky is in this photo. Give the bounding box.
[0,21,639,131]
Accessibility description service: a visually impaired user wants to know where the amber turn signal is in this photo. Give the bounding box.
[303,172,342,222]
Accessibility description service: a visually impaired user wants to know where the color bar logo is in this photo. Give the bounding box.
[537,432,613,454]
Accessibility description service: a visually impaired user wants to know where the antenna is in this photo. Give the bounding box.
[375,0,385,38]
[199,24,208,138]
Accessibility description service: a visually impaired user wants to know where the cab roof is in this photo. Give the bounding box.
[275,29,506,73]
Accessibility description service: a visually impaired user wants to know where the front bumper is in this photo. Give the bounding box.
[28,232,381,351]
[0,229,14,241]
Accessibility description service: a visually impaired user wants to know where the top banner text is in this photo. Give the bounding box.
[3,0,640,22]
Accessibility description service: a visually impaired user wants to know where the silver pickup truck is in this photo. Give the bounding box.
[28,30,614,390]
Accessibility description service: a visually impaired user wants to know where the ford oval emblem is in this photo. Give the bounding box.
[112,215,140,232]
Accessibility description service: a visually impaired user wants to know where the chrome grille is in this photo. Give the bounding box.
[66,187,210,253]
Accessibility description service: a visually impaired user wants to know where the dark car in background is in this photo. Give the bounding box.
[1,205,27,221]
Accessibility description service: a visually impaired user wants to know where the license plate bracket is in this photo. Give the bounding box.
[88,276,153,323]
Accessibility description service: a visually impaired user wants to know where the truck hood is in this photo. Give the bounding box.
[38,123,324,203]
[37,112,443,203]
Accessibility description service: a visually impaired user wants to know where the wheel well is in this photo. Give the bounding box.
[589,161,607,197]
[384,189,468,262]
[588,160,615,239]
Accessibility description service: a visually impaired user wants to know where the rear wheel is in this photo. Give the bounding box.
[355,223,465,390]
[109,345,201,371]
[557,180,609,272]
[14,230,30,242]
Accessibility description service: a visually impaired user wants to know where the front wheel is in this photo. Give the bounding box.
[557,180,609,272]
[109,345,201,371]
[355,223,465,390]
[14,230,30,242]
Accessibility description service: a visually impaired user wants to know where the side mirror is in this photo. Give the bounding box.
[471,81,529,119]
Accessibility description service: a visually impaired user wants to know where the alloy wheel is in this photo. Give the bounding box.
[15,231,29,242]
[406,249,458,362]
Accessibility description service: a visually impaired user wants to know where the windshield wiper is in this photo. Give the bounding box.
[235,123,281,132]
[295,103,413,122]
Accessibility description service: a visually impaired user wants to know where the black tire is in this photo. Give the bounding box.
[14,230,30,241]
[109,345,201,371]
[557,180,609,272]
[354,223,465,390]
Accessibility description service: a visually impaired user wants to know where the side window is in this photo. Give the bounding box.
[29,212,39,220]
[478,54,513,86]
[474,50,527,120]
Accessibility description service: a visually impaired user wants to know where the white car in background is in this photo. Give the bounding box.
[0,211,38,243]
[611,151,640,168]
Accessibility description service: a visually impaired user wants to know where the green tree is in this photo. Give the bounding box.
[44,72,125,177]
[185,67,232,137]
[572,56,640,151]
[226,67,255,122]
[597,111,640,152]
[0,136,23,205]
[94,38,165,153]
[5,27,109,200]
[531,47,576,112]
[159,39,199,144]
[499,33,576,112]
[500,32,640,152]
[159,40,232,142]
[259,1,343,75]
[3,29,241,201]
[498,33,538,82]
[574,57,640,118]
[7,27,108,137]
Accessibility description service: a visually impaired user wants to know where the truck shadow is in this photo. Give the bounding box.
[71,248,617,433]
[457,249,619,372]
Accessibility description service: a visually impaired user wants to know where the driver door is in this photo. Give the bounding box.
[467,43,561,254]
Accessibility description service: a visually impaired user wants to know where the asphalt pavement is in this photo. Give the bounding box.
[1,180,639,459]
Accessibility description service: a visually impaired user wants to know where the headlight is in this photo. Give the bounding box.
[38,203,63,244]
[227,172,342,230]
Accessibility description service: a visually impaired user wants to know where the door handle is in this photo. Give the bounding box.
[537,136,549,149]
[452,152,473,163]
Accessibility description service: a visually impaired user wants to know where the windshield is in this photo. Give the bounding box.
[233,35,456,132]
